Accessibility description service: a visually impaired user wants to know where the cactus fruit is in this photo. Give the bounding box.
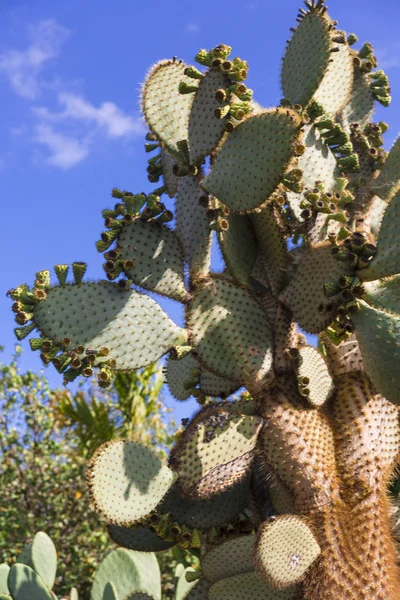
[8,0,400,598]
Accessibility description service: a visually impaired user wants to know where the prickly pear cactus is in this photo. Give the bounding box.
[8,1,400,598]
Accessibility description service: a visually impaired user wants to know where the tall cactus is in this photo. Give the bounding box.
[7,1,400,598]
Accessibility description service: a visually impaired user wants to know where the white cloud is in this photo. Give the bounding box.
[0,20,70,98]
[33,124,88,169]
[186,23,200,33]
[35,92,143,138]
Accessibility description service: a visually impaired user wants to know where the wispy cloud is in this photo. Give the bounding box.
[33,124,88,170]
[186,23,200,33]
[0,20,70,98]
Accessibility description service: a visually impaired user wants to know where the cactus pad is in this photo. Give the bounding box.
[16,532,57,591]
[279,243,350,333]
[8,564,53,600]
[165,353,200,401]
[312,37,353,116]
[202,109,302,212]
[33,282,187,370]
[117,219,188,301]
[181,579,210,600]
[160,148,179,197]
[188,277,273,384]
[371,136,400,201]
[0,565,9,595]
[202,535,255,583]
[87,440,175,524]
[107,524,175,552]
[141,59,197,161]
[359,188,400,281]
[321,333,364,378]
[208,572,298,600]
[199,369,239,398]
[339,70,374,132]
[294,345,333,407]
[170,409,262,497]
[218,213,258,286]
[103,582,118,600]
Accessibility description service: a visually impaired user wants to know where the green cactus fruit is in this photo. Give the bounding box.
[217,213,258,286]
[187,277,273,385]
[32,281,187,371]
[255,515,321,589]
[198,369,239,398]
[279,242,351,333]
[16,532,57,591]
[170,408,262,498]
[177,579,210,600]
[251,205,289,295]
[339,70,374,133]
[86,440,176,525]
[359,188,400,281]
[201,535,255,583]
[107,524,175,552]
[158,477,250,530]
[208,572,298,600]
[293,345,333,407]
[90,548,161,600]
[371,137,400,201]
[7,564,53,600]
[141,59,198,161]
[281,10,331,108]
[202,109,302,212]
[188,69,232,165]
[320,333,364,378]
[175,175,211,277]
[160,148,179,197]
[116,219,188,301]
[0,565,9,595]
[165,353,200,400]
[103,582,119,600]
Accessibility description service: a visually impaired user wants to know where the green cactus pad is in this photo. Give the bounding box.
[371,137,400,201]
[87,440,176,525]
[16,532,57,591]
[175,568,198,600]
[33,282,187,370]
[7,564,53,600]
[320,333,364,378]
[202,535,255,583]
[217,214,258,286]
[170,409,262,497]
[199,369,239,398]
[251,205,289,295]
[103,582,119,600]
[0,565,9,595]
[188,278,273,384]
[141,59,197,161]
[0,595,10,600]
[312,39,353,116]
[255,515,321,589]
[160,148,179,198]
[70,588,78,600]
[91,548,161,600]
[339,70,374,133]
[208,572,298,600]
[364,195,387,239]
[296,124,338,191]
[117,219,188,301]
[107,524,175,552]
[165,353,200,401]
[264,468,296,515]
[181,580,210,600]
[189,69,231,165]
[353,298,400,406]
[202,109,302,212]
[279,243,350,333]
[175,175,211,277]
[158,477,250,530]
[295,345,333,407]
[359,188,400,281]
[281,11,331,107]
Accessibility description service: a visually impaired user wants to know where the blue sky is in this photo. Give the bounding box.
[1,0,400,421]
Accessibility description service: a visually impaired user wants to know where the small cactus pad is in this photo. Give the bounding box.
[160,148,179,197]
[17,532,57,590]
[158,477,250,530]
[279,243,350,333]
[255,515,321,589]
[103,582,118,600]
[87,440,176,524]
[202,109,302,212]
[170,410,262,497]
[0,565,9,595]
[175,568,198,600]
[188,278,273,384]
[294,345,333,407]
[208,572,298,600]
[218,214,258,286]
[91,548,161,600]
[117,219,188,301]
[263,467,296,515]
[181,579,210,600]
[33,282,187,370]
[188,69,231,165]
[202,535,255,583]
[175,175,211,276]
[321,333,364,378]
[359,188,400,281]
[70,588,78,600]
[141,59,197,160]
[294,124,338,192]
[165,353,200,401]
[107,524,175,552]
[339,70,374,132]
[282,11,331,107]
[198,369,239,398]
[371,137,400,201]
[312,36,353,116]
[353,297,400,406]
[8,564,53,600]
